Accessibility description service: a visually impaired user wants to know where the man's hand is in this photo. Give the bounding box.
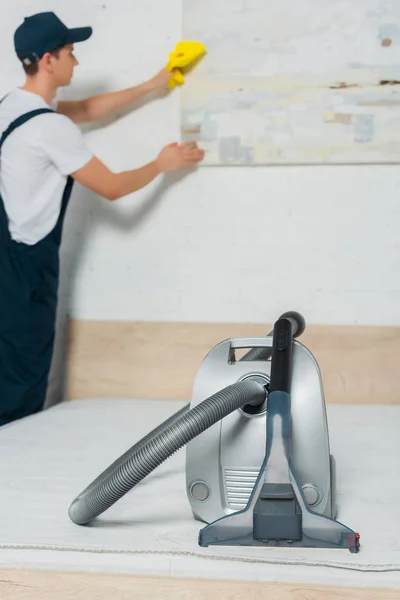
[147,67,172,92]
[156,142,205,172]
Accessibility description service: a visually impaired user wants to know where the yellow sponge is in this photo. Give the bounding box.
[166,40,206,88]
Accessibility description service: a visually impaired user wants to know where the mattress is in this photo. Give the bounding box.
[0,398,399,591]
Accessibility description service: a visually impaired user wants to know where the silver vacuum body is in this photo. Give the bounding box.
[185,336,336,525]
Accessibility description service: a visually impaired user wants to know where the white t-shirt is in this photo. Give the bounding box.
[0,88,93,245]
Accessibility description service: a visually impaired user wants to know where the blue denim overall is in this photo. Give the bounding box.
[0,109,74,426]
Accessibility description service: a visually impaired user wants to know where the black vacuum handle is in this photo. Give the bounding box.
[269,313,304,393]
[277,311,306,339]
[240,311,306,363]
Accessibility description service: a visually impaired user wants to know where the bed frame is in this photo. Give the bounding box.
[2,318,400,600]
[66,319,400,405]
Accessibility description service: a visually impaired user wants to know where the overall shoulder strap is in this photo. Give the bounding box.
[0,108,55,151]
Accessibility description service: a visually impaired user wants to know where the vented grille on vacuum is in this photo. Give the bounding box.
[224,468,259,509]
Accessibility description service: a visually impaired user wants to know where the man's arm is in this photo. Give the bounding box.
[72,156,160,200]
[71,142,204,200]
[58,68,170,124]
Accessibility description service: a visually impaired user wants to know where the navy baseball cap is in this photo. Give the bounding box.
[14,12,92,65]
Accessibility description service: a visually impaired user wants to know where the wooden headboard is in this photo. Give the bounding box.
[66,319,400,404]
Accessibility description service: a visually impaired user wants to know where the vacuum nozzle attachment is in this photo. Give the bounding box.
[199,394,360,553]
[198,449,361,553]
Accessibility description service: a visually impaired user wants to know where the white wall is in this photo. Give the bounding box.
[2,1,400,404]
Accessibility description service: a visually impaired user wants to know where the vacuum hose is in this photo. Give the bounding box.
[68,311,305,526]
[69,380,266,525]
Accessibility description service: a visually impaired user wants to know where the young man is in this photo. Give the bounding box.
[0,12,204,427]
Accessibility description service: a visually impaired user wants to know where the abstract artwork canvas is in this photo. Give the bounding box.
[181,0,400,164]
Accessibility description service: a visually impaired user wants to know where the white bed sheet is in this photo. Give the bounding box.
[0,398,399,590]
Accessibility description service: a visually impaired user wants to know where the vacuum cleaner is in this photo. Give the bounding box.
[68,311,360,553]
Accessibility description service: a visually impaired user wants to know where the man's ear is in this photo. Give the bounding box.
[41,52,55,71]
